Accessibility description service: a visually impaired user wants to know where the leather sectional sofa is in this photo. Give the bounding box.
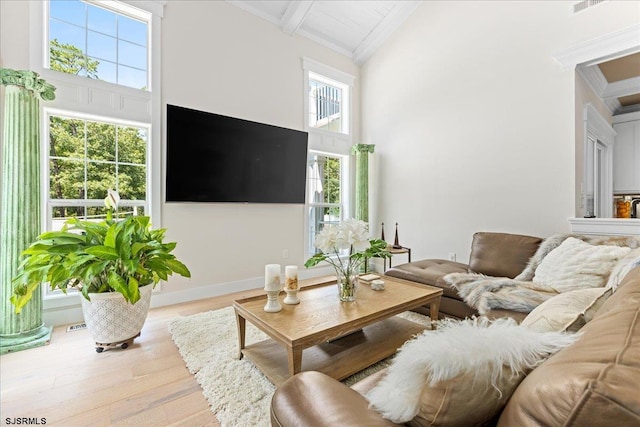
[385,232,543,321]
[271,264,640,426]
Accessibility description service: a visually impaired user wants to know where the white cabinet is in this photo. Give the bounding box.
[613,114,640,194]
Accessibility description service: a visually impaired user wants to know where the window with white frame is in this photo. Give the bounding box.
[303,58,353,136]
[306,151,347,256]
[303,58,354,258]
[47,112,149,231]
[35,0,163,300]
[308,73,347,134]
[47,0,149,90]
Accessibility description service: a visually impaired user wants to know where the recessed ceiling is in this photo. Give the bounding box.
[580,52,640,114]
[226,0,421,64]
[597,53,640,107]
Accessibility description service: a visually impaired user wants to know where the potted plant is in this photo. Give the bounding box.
[11,190,191,351]
[304,219,390,301]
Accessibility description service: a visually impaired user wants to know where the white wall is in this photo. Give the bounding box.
[160,1,359,294]
[0,0,359,324]
[361,0,639,263]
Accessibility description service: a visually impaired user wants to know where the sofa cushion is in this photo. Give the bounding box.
[532,237,631,292]
[366,317,578,427]
[521,287,612,333]
[271,371,402,427]
[468,232,542,278]
[385,259,469,293]
[497,267,640,427]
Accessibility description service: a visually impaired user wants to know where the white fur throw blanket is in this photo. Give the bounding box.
[366,317,579,423]
[445,234,640,314]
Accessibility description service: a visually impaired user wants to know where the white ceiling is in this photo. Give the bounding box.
[227,0,421,64]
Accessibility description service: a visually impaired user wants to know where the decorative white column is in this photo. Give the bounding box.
[0,69,56,354]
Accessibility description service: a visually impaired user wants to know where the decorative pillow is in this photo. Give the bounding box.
[365,317,579,426]
[521,287,612,333]
[532,237,631,292]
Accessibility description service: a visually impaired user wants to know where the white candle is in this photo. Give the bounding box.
[265,264,281,291]
[285,265,298,290]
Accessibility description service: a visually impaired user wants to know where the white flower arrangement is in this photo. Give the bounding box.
[305,219,390,286]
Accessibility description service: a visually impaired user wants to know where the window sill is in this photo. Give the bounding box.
[568,218,640,236]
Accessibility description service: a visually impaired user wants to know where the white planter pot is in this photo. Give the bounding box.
[81,284,153,344]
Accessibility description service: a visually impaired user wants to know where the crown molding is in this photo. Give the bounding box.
[553,24,640,70]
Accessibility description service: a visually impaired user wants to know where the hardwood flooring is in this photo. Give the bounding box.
[0,287,266,426]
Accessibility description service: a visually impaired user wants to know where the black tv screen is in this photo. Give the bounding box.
[166,105,308,203]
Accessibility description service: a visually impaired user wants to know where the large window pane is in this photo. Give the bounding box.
[309,80,342,132]
[49,115,148,207]
[50,1,86,26]
[118,165,146,200]
[50,20,86,50]
[50,158,85,199]
[86,161,116,199]
[93,58,117,84]
[50,116,84,159]
[118,126,147,164]
[118,15,147,46]
[118,39,146,69]
[118,65,147,90]
[48,0,149,90]
[87,4,116,36]
[86,122,116,161]
[87,30,116,62]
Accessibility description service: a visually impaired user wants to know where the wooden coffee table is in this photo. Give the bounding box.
[233,275,442,385]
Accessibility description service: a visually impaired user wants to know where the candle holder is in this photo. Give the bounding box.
[283,288,300,305]
[283,265,300,305]
[264,288,282,312]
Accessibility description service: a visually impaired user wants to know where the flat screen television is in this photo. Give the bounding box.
[166,104,308,203]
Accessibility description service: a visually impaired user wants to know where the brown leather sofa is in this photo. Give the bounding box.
[385,232,543,320]
[271,266,640,426]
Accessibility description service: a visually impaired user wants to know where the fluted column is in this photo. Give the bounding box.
[0,69,55,354]
[351,144,375,222]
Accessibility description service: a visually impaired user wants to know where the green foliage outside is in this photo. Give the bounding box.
[48,40,147,220]
[50,39,100,78]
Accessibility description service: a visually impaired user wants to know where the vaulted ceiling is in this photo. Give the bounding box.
[226,0,421,64]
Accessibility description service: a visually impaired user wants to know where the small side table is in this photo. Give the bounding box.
[384,246,411,271]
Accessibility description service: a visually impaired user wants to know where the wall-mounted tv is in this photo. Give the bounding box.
[166,104,308,203]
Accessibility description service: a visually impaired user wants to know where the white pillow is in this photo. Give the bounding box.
[365,317,579,426]
[521,287,612,333]
[533,237,631,292]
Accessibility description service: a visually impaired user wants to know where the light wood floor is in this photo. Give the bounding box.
[0,287,267,426]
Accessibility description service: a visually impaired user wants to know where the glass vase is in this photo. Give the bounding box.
[335,263,358,302]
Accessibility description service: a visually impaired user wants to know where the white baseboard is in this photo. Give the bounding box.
[42,265,336,327]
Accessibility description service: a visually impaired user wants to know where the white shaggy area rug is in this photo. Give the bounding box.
[168,306,431,427]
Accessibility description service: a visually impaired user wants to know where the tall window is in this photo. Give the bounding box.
[307,151,347,255]
[35,0,163,301]
[47,113,149,231]
[308,73,345,133]
[303,58,353,136]
[303,59,354,258]
[48,0,149,90]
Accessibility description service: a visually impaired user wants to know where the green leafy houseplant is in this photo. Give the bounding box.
[11,191,190,313]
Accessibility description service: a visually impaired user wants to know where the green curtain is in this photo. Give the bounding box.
[351,144,375,222]
[0,69,55,354]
